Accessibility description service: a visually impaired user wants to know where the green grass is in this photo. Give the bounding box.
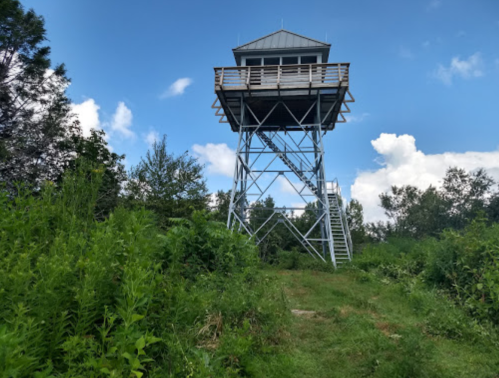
[259,268,499,378]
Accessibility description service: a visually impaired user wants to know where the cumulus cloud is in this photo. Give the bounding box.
[278,175,297,194]
[351,133,499,223]
[290,202,306,217]
[109,102,135,139]
[434,53,483,85]
[144,130,159,147]
[192,143,236,176]
[161,78,193,98]
[71,99,101,137]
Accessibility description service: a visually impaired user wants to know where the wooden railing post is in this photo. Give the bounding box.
[338,64,342,82]
[246,66,251,87]
[220,67,224,86]
[277,65,281,87]
[309,64,312,85]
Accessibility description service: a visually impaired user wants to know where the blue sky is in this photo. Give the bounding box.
[21,0,499,221]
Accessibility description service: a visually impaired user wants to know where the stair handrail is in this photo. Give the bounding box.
[262,132,315,182]
[327,179,354,259]
[256,131,318,194]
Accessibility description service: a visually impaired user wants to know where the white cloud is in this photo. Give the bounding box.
[398,47,414,59]
[192,143,236,176]
[278,175,297,194]
[71,99,101,137]
[345,112,370,123]
[277,175,314,196]
[144,130,159,147]
[109,102,135,139]
[434,52,483,85]
[161,78,193,98]
[351,133,499,223]
[290,202,306,217]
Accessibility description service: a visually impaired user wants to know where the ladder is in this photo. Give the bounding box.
[328,188,353,264]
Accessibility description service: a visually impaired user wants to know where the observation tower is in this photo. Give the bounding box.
[212,29,354,266]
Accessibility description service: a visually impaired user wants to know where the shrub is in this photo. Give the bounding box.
[354,220,499,328]
[0,165,287,377]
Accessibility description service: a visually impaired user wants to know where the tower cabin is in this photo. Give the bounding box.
[213,29,353,132]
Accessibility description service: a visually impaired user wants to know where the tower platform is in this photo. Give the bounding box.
[213,63,353,132]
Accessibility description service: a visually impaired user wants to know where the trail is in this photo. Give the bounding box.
[262,269,499,378]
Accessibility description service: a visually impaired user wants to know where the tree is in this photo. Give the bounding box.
[346,199,367,247]
[0,0,78,188]
[123,135,208,228]
[67,128,126,219]
[375,167,496,239]
[442,167,493,229]
[487,191,499,223]
[210,189,231,223]
[249,195,283,261]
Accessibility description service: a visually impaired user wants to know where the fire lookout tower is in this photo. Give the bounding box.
[212,29,354,267]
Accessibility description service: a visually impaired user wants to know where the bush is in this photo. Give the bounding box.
[0,166,287,377]
[424,220,499,324]
[275,249,336,273]
[354,220,499,328]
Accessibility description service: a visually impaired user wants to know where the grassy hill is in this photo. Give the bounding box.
[260,268,499,378]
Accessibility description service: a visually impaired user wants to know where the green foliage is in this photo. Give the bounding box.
[354,219,499,328]
[0,0,79,187]
[373,167,497,240]
[164,210,259,278]
[0,164,287,377]
[274,249,335,273]
[68,129,126,219]
[424,219,499,323]
[210,189,231,223]
[264,269,499,378]
[346,198,368,248]
[123,135,208,229]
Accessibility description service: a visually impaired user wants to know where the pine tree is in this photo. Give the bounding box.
[123,135,208,228]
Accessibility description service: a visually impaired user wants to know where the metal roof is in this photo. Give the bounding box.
[233,29,330,51]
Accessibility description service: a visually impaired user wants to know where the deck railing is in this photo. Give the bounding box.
[214,63,350,91]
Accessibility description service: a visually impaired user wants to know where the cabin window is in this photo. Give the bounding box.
[245,58,261,66]
[263,57,280,66]
[301,56,317,64]
[282,56,299,65]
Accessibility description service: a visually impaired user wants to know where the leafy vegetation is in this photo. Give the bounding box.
[368,167,499,240]
[123,135,208,229]
[0,0,79,188]
[355,220,499,327]
[0,166,287,377]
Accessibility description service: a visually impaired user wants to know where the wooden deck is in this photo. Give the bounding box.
[214,63,350,92]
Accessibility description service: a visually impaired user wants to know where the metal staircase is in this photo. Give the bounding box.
[255,132,354,266]
[256,131,318,195]
[327,182,353,264]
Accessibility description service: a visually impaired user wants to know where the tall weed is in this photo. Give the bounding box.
[0,165,287,377]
